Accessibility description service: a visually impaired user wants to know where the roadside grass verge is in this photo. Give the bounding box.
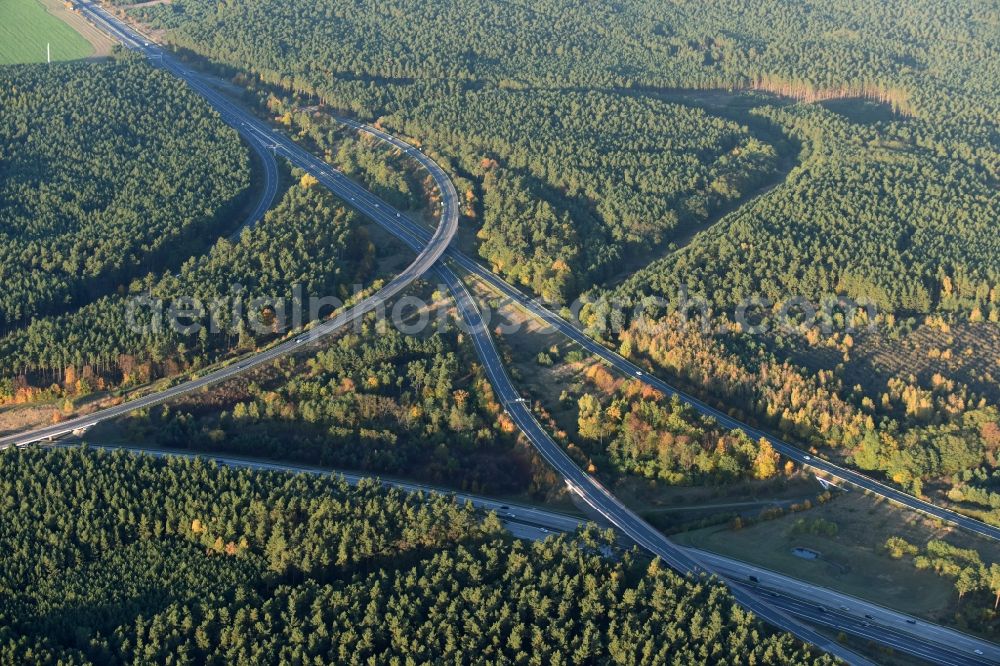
[672,491,969,617]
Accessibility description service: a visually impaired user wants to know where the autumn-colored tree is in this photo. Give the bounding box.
[577,393,605,441]
[63,365,76,390]
[989,563,1000,610]
[753,439,780,480]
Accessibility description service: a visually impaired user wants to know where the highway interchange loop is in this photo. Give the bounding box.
[4,3,997,664]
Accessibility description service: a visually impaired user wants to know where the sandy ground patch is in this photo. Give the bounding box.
[39,0,116,58]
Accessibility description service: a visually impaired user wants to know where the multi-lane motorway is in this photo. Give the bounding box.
[71,444,999,666]
[346,119,1000,544]
[8,3,996,663]
[695,552,999,666]
[335,120,1000,665]
[306,123,1000,666]
[0,2,459,449]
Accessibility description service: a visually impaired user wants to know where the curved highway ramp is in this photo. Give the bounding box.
[7,4,997,665]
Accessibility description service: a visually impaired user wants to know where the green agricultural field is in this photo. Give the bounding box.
[0,0,93,64]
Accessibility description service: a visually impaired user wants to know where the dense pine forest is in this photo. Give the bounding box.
[75,0,997,521]
[0,447,835,665]
[95,0,1000,513]
[1,2,998,659]
[115,0,999,311]
[0,180,372,405]
[385,90,778,300]
[0,56,249,330]
[615,103,1000,314]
